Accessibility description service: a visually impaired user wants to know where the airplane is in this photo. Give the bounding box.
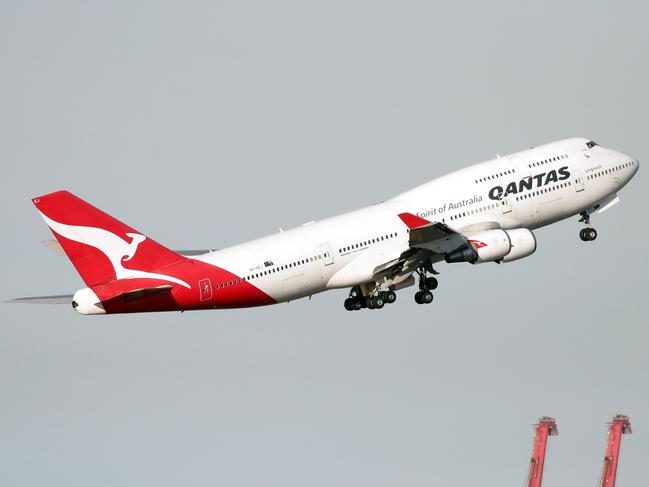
[10,137,639,314]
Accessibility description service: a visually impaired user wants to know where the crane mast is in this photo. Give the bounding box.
[526,416,558,487]
[599,414,632,487]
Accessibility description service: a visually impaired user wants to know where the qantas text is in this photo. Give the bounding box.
[488,166,570,200]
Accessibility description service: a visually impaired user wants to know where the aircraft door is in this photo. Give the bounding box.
[500,197,513,214]
[573,169,585,192]
[510,156,530,178]
[320,243,334,266]
[198,278,213,302]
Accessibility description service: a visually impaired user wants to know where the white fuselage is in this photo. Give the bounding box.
[195,138,638,303]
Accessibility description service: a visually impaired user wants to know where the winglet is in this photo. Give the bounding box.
[398,212,432,229]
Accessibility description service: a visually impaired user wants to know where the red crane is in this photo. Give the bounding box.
[525,416,559,487]
[599,414,632,487]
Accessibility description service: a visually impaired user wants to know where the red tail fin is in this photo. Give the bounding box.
[33,191,186,287]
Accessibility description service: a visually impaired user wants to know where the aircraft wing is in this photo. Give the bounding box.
[328,213,474,289]
[399,213,467,254]
[369,213,500,286]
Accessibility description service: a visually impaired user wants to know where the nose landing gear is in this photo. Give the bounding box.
[578,211,598,241]
[579,227,598,241]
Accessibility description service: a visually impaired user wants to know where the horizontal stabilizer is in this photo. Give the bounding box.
[6,294,73,305]
[43,239,214,257]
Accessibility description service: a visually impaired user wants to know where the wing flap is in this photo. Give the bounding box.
[409,222,467,254]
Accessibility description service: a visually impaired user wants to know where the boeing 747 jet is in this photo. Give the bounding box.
[12,138,639,314]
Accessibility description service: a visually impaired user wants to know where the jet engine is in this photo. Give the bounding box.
[499,228,536,263]
[445,228,536,264]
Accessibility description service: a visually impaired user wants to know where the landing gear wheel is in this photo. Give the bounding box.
[579,228,589,241]
[414,290,433,304]
[425,277,438,290]
[352,299,362,311]
[344,298,355,311]
[369,296,384,309]
[349,287,362,299]
[383,290,397,304]
[587,228,598,241]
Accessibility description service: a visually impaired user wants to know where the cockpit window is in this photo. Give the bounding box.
[586,140,598,149]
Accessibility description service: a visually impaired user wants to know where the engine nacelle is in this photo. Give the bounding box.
[468,229,513,263]
[445,229,511,264]
[500,228,536,263]
[445,228,537,264]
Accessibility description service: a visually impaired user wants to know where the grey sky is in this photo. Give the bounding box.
[1,1,647,486]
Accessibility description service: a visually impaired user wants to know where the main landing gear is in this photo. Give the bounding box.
[344,286,397,311]
[414,268,438,305]
[343,267,440,311]
[578,211,598,242]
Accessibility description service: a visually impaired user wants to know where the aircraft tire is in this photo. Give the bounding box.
[383,291,397,304]
[425,277,439,290]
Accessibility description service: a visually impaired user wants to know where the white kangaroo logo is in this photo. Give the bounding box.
[39,212,191,289]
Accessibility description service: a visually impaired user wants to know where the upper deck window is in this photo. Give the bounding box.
[586,140,599,149]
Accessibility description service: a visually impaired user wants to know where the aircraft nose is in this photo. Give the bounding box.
[627,156,640,185]
[618,151,639,177]
[626,154,640,177]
